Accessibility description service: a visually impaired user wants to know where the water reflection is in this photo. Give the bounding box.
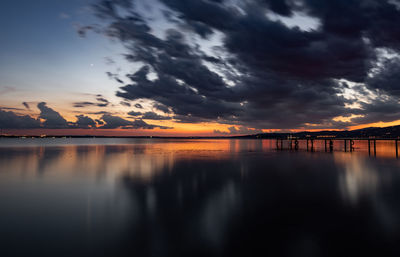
[335,153,380,205]
[1,139,400,257]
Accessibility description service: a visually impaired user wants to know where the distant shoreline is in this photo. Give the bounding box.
[1,124,400,140]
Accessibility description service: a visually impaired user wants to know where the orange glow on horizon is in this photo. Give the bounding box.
[349,120,400,130]
[4,103,400,136]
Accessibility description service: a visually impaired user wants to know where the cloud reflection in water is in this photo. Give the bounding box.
[1,139,400,256]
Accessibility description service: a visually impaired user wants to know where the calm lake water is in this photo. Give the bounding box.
[1,138,400,257]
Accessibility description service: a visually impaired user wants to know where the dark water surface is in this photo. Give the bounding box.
[1,138,400,257]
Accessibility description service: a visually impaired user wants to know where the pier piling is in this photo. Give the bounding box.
[368,139,371,155]
[273,138,397,157]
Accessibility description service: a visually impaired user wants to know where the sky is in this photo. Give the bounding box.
[1,0,400,136]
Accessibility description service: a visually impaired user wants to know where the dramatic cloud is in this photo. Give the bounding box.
[0,103,172,130]
[0,104,69,129]
[88,0,400,130]
[74,115,96,128]
[37,102,69,128]
[100,114,172,129]
[128,109,172,120]
[142,112,172,120]
[153,103,171,113]
[367,57,400,97]
[214,126,263,135]
[0,110,40,129]
[1,83,181,131]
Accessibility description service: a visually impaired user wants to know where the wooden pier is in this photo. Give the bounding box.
[275,138,400,158]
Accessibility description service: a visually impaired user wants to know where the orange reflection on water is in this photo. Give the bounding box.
[0,139,270,182]
[0,145,172,182]
[1,138,399,184]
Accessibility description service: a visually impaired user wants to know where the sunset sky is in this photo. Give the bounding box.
[1,0,400,136]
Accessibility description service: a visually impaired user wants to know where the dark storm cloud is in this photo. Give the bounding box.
[90,0,400,129]
[367,57,400,97]
[301,0,400,50]
[0,110,40,129]
[99,114,172,129]
[157,0,373,82]
[74,115,96,128]
[0,105,69,129]
[142,112,172,120]
[350,98,400,125]
[261,0,292,16]
[0,103,173,130]
[153,103,171,114]
[128,110,173,120]
[117,64,241,123]
[37,102,69,128]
